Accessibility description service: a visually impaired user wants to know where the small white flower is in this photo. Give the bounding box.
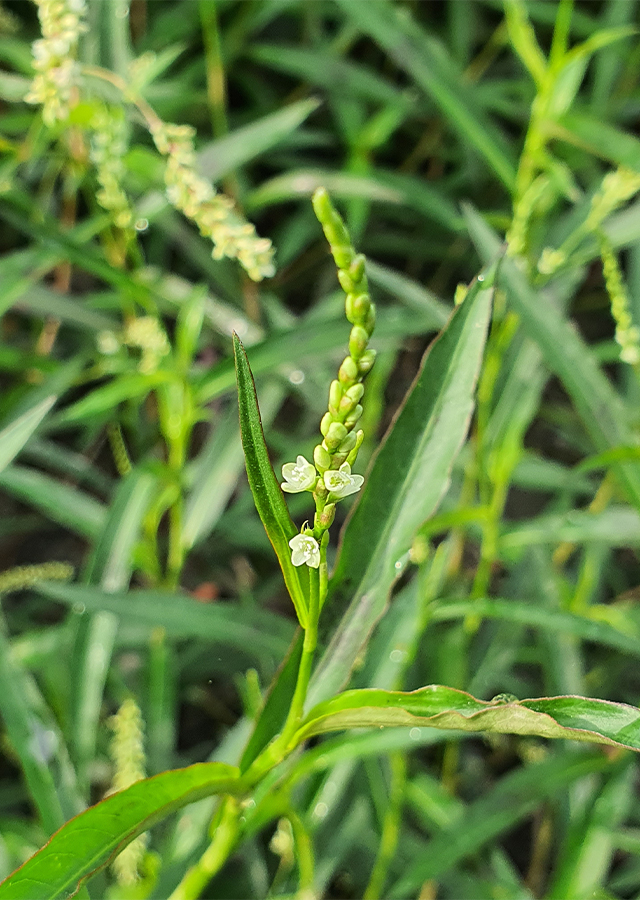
[281,455,316,493]
[289,533,320,568]
[323,462,364,499]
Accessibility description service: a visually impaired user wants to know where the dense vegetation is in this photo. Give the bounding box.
[3,1,640,898]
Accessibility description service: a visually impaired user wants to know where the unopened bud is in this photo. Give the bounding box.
[349,254,366,283]
[324,421,348,450]
[315,503,336,530]
[338,430,358,454]
[320,412,333,437]
[344,404,363,430]
[346,429,365,467]
[338,356,358,386]
[358,349,376,374]
[364,304,376,334]
[349,325,369,359]
[314,444,332,472]
[329,380,343,415]
[345,383,365,404]
[338,270,354,293]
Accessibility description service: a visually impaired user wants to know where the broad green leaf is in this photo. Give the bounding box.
[34,582,294,661]
[233,334,310,627]
[0,763,241,900]
[296,686,640,752]
[0,396,56,475]
[463,204,640,510]
[308,269,494,705]
[337,0,517,191]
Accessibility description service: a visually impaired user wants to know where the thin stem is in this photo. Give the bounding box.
[364,753,407,900]
[168,796,241,900]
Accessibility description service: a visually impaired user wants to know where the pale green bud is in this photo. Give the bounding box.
[320,412,333,437]
[345,383,365,404]
[364,304,376,334]
[338,270,355,293]
[315,503,336,530]
[314,443,332,472]
[349,325,369,359]
[358,349,376,374]
[346,293,370,325]
[349,254,366,283]
[324,421,348,450]
[344,404,363,430]
[339,356,358,386]
[329,380,343,415]
[346,429,365,467]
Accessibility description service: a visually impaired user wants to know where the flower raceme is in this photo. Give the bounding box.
[281,456,317,493]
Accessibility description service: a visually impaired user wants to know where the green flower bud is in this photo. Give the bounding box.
[358,349,376,374]
[346,429,365,467]
[324,421,348,450]
[349,254,366,283]
[338,270,354,293]
[320,412,333,437]
[343,404,363,430]
[338,430,358,454]
[345,383,365,404]
[364,303,376,334]
[349,325,369,360]
[315,502,336,530]
[314,443,332,472]
[339,356,359,386]
[329,380,343,415]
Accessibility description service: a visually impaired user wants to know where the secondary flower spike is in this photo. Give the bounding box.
[323,462,364,499]
[281,456,317,493]
[289,533,320,568]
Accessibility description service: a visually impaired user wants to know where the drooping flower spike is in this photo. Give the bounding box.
[281,456,317,493]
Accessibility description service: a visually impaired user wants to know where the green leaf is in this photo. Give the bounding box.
[0,396,56,475]
[198,98,322,184]
[240,629,304,773]
[233,333,310,627]
[34,582,294,661]
[463,204,640,510]
[336,0,517,191]
[0,763,241,900]
[296,686,640,752]
[308,268,494,705]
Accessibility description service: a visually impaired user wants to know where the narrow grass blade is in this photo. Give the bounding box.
[35,582,294,661]
[308,268,494,705]
[233,333,309,627]
[297,686,640,752]
[337,0,517,191]
[390,750,611,897]
[0,396,56,474]
[463,204,640,509]
[0,763,241,900]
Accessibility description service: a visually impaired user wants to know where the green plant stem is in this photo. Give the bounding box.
[363,752,407,900]
[168,796,241,900]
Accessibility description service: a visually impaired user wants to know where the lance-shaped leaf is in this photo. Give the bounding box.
[233,333,310,627]
[295,686,640,752]
[0,763,241,900]
[308,267,495,705]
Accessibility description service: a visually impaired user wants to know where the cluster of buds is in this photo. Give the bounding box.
[97,315,171,375]
[281,188,376,568]
[89,105,134,231]
[25,0,87,126]
[150,121,275,282]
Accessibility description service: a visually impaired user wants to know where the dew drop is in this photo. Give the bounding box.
[409,727,421,741]
[134,218,149,232]
[289,369,305,385]
[72,602,86,615]
[477,274,485,282]
[313,802,328,820]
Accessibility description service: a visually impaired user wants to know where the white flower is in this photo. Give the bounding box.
[281,455,316,493]
[323,462,364,499]
[289,533,320,568]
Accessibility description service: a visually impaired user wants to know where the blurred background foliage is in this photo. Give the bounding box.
[3,0,640,897]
